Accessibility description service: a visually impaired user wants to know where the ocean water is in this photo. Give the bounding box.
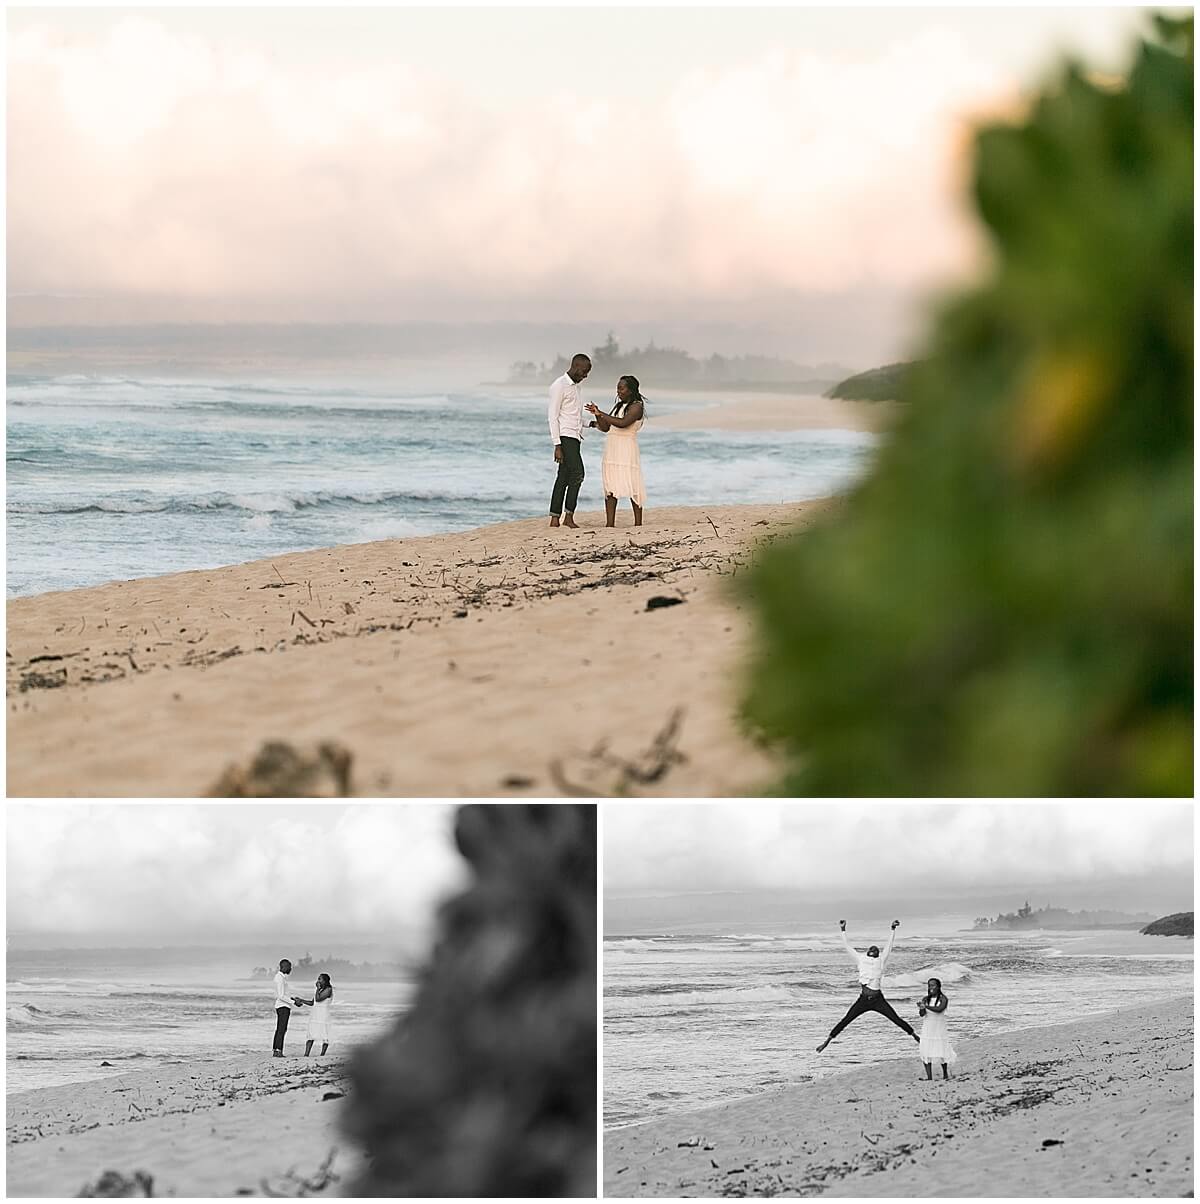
[5,373,877,597]
[6,952,414,1095]
[603,921,1194,1128]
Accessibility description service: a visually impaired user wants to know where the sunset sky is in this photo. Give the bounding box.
[8,6,1150,342]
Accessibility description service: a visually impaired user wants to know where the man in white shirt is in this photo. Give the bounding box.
[816,919,918,1052]
[272,958,298,1058]
[547,354,592,528]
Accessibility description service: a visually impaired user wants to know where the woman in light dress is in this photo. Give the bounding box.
[585,374,646,527]
[292,972,334,1057]
[917,976,957,1079]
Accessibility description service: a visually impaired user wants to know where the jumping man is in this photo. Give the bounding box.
[816,919,919,1052]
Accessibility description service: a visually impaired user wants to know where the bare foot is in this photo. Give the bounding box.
[549,516,561,528]
[816,1038,830,1053]
[605,520,615,528]
[563,514,579,529]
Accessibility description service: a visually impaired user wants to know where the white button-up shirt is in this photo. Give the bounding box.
[273,970,293,1009]
[841,929,896,990]
[548,372,586,445]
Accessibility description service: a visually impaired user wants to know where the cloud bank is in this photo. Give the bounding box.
[6,803,467,942]
[603,803,1194,898]
[8,17,1009,321]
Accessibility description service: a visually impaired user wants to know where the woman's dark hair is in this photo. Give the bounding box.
[318,973,332,987]
[926,977,943,997]
[613,374,646,419]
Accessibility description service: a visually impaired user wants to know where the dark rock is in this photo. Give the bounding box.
[342,804,596,1197]
[1141,912,1193,937]
[645,596,684,611]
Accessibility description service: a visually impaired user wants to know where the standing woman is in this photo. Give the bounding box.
[294,973,334,1057]
[586,375,646,527]
[917,976,957,1079]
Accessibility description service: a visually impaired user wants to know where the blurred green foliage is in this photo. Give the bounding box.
[742,15,1193,796]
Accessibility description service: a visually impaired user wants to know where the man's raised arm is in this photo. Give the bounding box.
[838,919,859,965]
[881,919,899,967]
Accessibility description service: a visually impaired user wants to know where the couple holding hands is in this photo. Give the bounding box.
[271,957,334,1059]
[547,353,646,529]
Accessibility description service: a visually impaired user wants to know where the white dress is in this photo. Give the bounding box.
[919,997,957,1065]
[601,415,646,506]
[305,993,333,1042]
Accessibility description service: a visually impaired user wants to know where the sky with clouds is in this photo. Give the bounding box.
[7,6,1151,341]
[603,803,1194,906]
[5,803,467,944]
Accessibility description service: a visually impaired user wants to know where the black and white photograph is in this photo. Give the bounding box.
[6,802,597,1197]
[603,802,1194,1197]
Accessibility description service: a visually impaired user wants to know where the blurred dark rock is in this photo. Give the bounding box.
[207,741,353,797]
[78,1170,155,1197]
[342,804,596,1197]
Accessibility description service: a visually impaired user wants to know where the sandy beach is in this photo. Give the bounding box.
[604,994,1194,1198]
[7,499,831,797]
[6,386,877,797]
[6,1053,355,1197]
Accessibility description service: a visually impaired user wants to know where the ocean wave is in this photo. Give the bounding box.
[8,487,523,517]
[884,962,974,990]
[640,985,795,1007]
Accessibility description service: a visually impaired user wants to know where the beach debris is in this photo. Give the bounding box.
[645,595,684,610]
[19,668,68,691]
[321,1091,345,1101]
[208,741,354,797]
[78,1169,155,1197]
[501,774,535,790]
[453,610,468,618]
[1042,1138,1064,1147]
[260,1147,339,1197]
[550,707,687,796]
[100,1060,114,1067]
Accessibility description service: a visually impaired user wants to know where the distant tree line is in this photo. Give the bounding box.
[507,333,848,390]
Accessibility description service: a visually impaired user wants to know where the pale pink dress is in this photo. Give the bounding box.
[601,415,646,506]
